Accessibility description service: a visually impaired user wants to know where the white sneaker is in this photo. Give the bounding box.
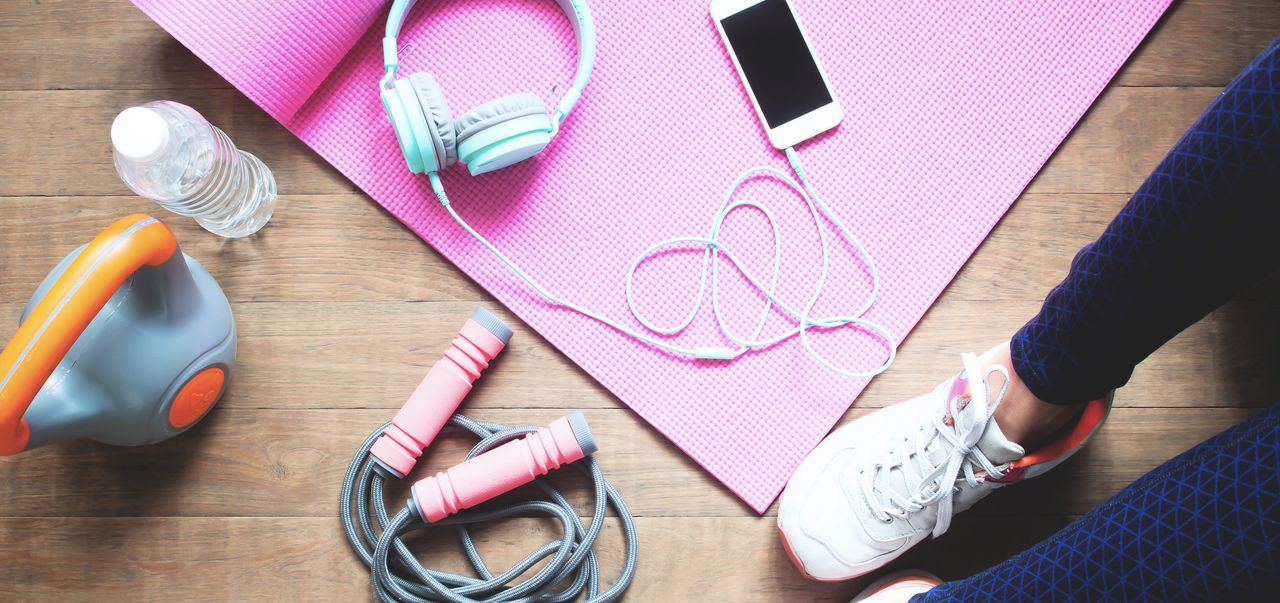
[778,353,1112,581]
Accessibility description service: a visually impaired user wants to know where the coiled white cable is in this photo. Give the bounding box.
[429,146,897,378]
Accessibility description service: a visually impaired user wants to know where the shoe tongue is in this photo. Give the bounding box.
[949,373,1025,465]
[869,371,1026,508]
[976,411,1025,465]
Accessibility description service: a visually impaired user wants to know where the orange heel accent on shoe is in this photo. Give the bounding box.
[777,487,846,583]
[1010,397,1107,470]
[777,520,815,580]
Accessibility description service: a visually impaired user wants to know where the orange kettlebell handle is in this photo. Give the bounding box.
[0,215,177,455]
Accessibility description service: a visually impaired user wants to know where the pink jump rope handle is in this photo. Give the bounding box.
[370,308,513,478]
[410,412,598,523]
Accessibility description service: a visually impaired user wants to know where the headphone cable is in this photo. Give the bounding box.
[429,146,897,378]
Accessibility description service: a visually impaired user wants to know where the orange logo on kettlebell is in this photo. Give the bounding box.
[168,367,225,429]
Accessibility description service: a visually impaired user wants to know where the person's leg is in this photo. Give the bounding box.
[780,38,1280,584]
[1011,37,1280,407]
[992,35,1280,447]
[910,403,1280,603]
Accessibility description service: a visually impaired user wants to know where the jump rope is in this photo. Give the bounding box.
[341,309,638,603]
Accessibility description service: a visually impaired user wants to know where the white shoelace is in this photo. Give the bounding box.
[858,353,1011,538]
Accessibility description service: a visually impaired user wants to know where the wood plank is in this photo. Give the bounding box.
[5,0,1277,92]
[0,87,1226,198]
[0,91,350,198]
[0,302,609,412]
[947,193,1122,301]
[0,407,1258,519]
[1116,0,1280,87]
[0,0,229,92]
[1024,86,1220,195]
[0,514,1102,602]
[4,288,1273,413]
[0,196,483,304]
[0,407,743,519]
[4,192,1274,416]
[4,192,1276,306]
[0,193,1135,304]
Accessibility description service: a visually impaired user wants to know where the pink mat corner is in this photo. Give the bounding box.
[132,0,1170,512]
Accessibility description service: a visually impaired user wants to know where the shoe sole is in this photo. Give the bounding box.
[778,499,844,582]
[776,427,853,583]
[849,570,943,602]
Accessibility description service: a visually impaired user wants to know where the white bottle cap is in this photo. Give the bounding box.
[111,106,172,162]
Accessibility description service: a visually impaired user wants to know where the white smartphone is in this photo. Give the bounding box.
[711,0,843,149]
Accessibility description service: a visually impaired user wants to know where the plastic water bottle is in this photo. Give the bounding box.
[111,101,277,238]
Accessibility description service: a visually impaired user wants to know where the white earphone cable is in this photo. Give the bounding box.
[429,147,897,378]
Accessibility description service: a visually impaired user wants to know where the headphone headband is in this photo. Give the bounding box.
[382,0,596,124]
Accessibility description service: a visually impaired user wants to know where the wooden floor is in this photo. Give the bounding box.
[2,1,1278,601]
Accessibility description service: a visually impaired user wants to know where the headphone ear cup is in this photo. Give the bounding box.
[382,80,428,174]
[408,73,458,169]
[454,93,547,144]
[454,93,552,176]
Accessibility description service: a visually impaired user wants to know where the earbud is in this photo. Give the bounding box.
[409,412,597,523]
[369,308,513,478]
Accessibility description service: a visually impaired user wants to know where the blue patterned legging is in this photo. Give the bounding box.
[915,404,1280,602]
[1011,37,1280,406]
[913,38,1280,602]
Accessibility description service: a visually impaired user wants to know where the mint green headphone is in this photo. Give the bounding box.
[379,0,596,176]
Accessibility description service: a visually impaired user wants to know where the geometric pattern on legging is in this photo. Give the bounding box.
[1012,36,1280,405]
[912,404,1280,603]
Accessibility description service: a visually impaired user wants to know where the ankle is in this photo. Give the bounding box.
[980,342,1081,450]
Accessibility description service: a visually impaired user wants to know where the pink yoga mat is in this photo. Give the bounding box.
[132,0,1170,512]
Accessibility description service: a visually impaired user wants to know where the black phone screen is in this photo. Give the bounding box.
[721,0,833,128]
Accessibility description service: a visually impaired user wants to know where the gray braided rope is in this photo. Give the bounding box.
[341,416,639,603]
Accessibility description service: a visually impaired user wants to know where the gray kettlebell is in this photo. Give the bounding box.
[0,214,235,455]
